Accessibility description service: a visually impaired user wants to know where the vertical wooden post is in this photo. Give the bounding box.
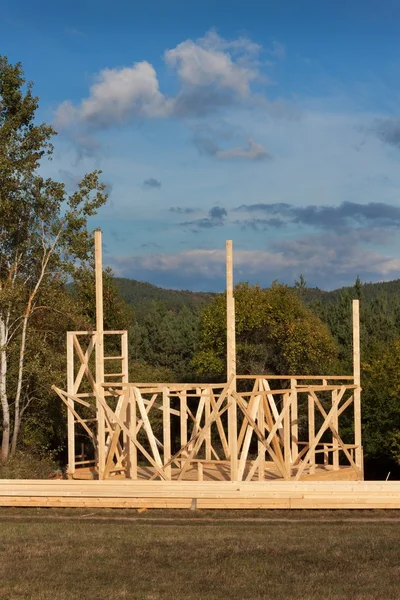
[257,391,265,481]
[332,388,339,470]
[94,230,105,479]
[283,393,291,476]
[67,332,75,478]
[308,393,315,474]
[163,387,171,479]
[121,331,129,384]
[180,391,188,448]
[205,389,212,461]
[353,299,363,477]
[121,331,132,477]
[226,240,238,479]
[226,240,236,386]
[129,388,137,479]
[290,378,298,463]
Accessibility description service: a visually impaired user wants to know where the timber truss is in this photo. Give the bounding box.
[53,232,363,482]
[53,332,363,482]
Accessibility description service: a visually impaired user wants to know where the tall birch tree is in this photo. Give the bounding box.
[0,56,107,461]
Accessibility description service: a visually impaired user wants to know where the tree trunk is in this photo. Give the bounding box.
[10,307,30,456]
[0,314,10,462]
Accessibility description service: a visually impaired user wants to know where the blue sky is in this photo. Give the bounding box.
[3,0,400,290]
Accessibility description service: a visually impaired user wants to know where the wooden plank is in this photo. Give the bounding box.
[53,388,97,447]
[234,391,289,479]
[260,389,286,473]
[135,389,164,470]
[290,378,298,462]
[226,241,238,479]
[311,390,361,476]
[308,393,315,475]
[226,240,236,386]
[296,390,346,480]
[4,479,400,509]
[176,378,234,480]
[163,387,172,479]
[209,390,230,459]
[237,375,355,381]
[261,379,283,439]
[188,390,206,454]
[128,388,137,479]
[73,335,96,395]
[353,299,363,475]
[257,388,265,481]
[94,229,105,479]
[332,388,339,470]
[205,390,212,461]
[67,332,75,477]
[97,389,168,480]
[283,392,291,474]
[103,391,130,478]
[179,391,188,457]
[237,394,261,481]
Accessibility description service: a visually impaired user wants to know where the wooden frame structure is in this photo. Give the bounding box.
[6,230,400,508]
[51,231,364,486]
[5,231,400,508]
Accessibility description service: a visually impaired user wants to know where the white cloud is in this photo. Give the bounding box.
[55,61,170,129]
[107,229,400,291]
[164,31,259,97]
[216,138,272,160]
[110,248,294,282]
[54,30,264,131]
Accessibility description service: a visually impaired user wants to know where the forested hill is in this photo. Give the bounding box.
[304,279,400,305]
[113,277,215,319]
[114,276,400,317]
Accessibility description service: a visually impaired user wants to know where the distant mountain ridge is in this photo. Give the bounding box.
[113,277,215,319]
[114,276,400,318]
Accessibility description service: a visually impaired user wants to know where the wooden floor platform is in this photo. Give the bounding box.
[70,462,360,482]
[1,480,400,509]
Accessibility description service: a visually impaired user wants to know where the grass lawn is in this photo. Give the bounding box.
[1,509,400,599]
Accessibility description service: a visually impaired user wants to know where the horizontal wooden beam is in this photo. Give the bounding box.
[2,480,400,509]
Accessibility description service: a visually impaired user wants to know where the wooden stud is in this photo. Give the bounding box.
[308,393,315,475]
[283,392,291,474]
[204,390,212,461]
[94,230,105,479]
[135,388,164,470]
[332,388,339,470]
[290,379,298,463]
[353,299,363,476]
[163,387,172,479]
[128,388,137,479]
[67,332,75,477]
[237,394,261,481]
[257,390,265,481]
[179,391,188,464]
[226,240,237,479]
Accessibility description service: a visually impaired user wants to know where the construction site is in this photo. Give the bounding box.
[2,232,400,509]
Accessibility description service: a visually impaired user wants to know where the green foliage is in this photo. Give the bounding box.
[0,55,108,461]
[72,266,134,331]
[361,340,400,464]
[0,450,59,479]
[133,301,200,380]
[114,277,214,321]
[193,283,338,379]
[308,277,400,470]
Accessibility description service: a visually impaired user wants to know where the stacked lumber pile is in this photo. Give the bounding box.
[1,480,400,509]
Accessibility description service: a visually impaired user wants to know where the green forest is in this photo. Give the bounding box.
[1,56,400,480]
